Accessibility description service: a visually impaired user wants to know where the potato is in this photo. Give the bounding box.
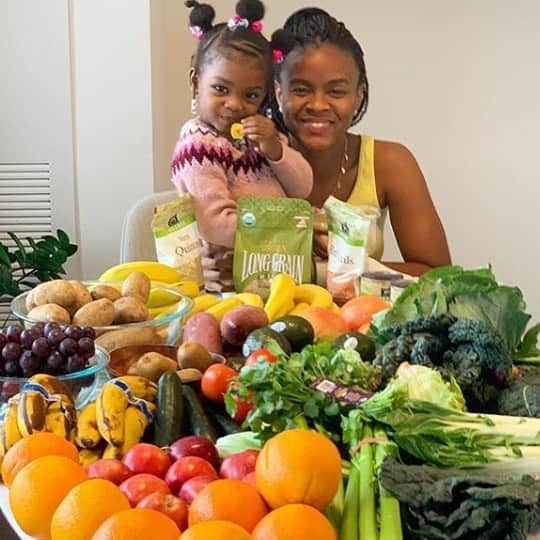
[121,271,150,303]
[68,280,93,314]
[32,280,76,309]
[113,296,149,324]
[25,289,36,312]
[177,342,214,371]
[28,304,71,324]
[95,326,163,352]
[127,352,177,382]
[182,312,222,354]
[220,305,269,347]
[72,298,115,327]
[91,284,122,302]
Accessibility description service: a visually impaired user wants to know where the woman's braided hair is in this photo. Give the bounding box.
[271,7,369,127]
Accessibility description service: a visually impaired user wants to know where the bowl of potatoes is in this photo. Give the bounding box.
[10,273,193,351]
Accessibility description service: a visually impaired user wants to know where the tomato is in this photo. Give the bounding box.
[119,473,171,507]
[137,492,188,531]
[201,363,237,402]
[244,349,278,367]
[165,456,218,494]
[231,394,253,424]
[86,459,133,485]
[122,443,171,478]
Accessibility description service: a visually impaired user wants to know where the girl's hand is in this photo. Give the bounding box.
[241,115,283,161]
[312,207,329,258]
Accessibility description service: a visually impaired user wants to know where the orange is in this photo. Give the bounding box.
[340,296,390,331]
[91,508,180,540]
[188,478,267,532]
[299,307,348,341]
[252,504,337,540]
[51,478,130,540]
[181,520,251,540]
[1,432,79,487]
[255,429,341,510]
[9,455,88,540]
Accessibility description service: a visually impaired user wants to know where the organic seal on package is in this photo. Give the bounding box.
[151,195,204,287]
[323,196,374,304]
[233,196,313,298]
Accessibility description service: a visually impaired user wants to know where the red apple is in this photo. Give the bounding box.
[86,459,133,485]
[137,492,188,531]
[165,456,218,494]
[169,436,220,470]
[219,450,259,480]
[120,473,171,507]
[122,443,171,478]
[178,475,216,505]
[242,471,256,487]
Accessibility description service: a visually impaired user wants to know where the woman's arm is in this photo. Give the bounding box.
[375,140,451,276]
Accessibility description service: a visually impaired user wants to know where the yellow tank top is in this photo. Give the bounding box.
[347,135,387,260]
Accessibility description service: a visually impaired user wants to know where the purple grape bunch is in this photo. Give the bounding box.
[0,322,96,378]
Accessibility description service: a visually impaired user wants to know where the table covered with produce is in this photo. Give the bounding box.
[0,259,539,540]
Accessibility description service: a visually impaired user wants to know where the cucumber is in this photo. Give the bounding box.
[183,384,218,443]
[154,371,184,447]
[205,402,242,435]
[269,315,315,352]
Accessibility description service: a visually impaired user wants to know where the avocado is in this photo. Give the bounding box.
[268,315,315,352]
[332,332,376,363]
[242,327,292,357]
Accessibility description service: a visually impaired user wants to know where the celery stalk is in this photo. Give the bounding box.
[359,424,378,540]
[325,476,345,535]
[374,428,402,540]
[340,462,360,540]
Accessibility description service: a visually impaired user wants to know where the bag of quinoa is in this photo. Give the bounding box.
[233,196,313,298]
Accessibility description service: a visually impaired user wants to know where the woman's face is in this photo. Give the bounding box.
[276,43,363,152]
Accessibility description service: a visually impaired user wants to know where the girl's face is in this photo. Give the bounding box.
[192,53,268,135]
[276,43,363,152]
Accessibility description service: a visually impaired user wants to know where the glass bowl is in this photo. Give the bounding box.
[0,345,110,414]
[10,281,193,348]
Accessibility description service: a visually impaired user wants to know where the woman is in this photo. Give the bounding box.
[272,8,451,276]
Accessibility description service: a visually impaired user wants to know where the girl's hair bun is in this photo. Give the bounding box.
[270,29,297,56]
[235,0,265,23]
[185,0,215,32]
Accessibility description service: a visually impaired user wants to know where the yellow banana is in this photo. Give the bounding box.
[2,401,22,451]
[121,405,149,455]
[148,302,181,320]
[28,374,75,405]
[205,297,243,322]
[117,376,158,402]
[17,390,48,438]
[79,447,103,467]
[102,443,123,460]
[189,293,220,316]
[236,293,264,309]
[96,382,129,447]
[293,284,333,309]
[99,261,182,284]
[289,302,310,316]
[264,273,296,322]
[331,302,341,314]
[76,402,102,449]
[44,400,75,439]
[148,281,200,307]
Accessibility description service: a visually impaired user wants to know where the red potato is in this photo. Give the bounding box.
[220,450,259,481]
[169,436,220,470]
[165,456,218,495]
[120,473,171,507]
[178,475,217,505]
[220,306,269,347]
[182,312,222,354]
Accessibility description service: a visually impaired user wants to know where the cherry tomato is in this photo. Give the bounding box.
[201,364,237,402]
[244,348,278,367]
[231,394,253,424]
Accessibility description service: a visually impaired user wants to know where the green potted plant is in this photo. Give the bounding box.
[0,230,78,327]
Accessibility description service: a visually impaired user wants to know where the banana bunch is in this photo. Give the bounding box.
[84,375,156,460]
[99,261,182,284]
[0,375,77,454]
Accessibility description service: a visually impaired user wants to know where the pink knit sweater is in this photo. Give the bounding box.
[171,117,313,291]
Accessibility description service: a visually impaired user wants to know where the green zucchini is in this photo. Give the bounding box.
[205,402,242,435]
[182,384,218,443]
[154,371,184,447]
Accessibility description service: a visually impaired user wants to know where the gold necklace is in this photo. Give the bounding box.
[337,136,349,191]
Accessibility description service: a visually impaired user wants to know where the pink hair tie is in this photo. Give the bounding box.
[251,20,263,33]
[272,49,284,64]
[227,14,249,30]
[190,25,204,40]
